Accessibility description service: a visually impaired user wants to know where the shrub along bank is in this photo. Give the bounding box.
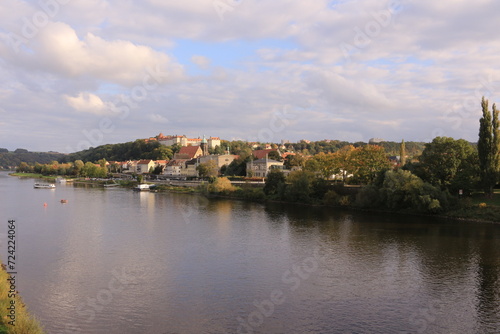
[199,171,500,222]
[0,264,45,334]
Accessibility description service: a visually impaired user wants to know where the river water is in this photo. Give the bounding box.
[0,172,499,334]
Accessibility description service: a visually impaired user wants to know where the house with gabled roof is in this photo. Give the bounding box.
[136,160,155,174]
[252,149,280,160]
[174,146,203,159]
[180,158,198,178]
[246,158,284,178]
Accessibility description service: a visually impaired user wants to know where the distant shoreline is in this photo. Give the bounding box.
[7,172,500,225]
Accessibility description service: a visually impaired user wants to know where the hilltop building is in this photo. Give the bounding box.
[369,138,385,144]
[156,133,221,149]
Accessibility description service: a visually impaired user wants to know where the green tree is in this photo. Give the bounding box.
[268,150,282,161]
[33,162,43,174]
[304,152,339,180]
[98,159,107,168]
[493,103,500,182]
[16,162,31,173]
[74,160,84,176]
[81,162,95,177]
[151,146,173,160]
[152,165,164,175]
[400,139,406,166]
[283,154,305,169]
[350,145,390,184]
[418,137,477,192]
[379,170,447,213]
[170,143,182,154]
[196,160,219,179]
[264,169,286,198]
[478,97,498,195]
[284,170,316,202]
[225,155,252,176]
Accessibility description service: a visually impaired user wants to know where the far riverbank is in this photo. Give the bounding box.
[8,172,500,224]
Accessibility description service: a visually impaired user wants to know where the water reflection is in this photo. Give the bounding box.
[0,172,499,334]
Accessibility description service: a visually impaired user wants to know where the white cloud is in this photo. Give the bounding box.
[65,92,112,114]
[148,114,169,124]
[3,22,185,87]
[191,55,211,69]
[2,0,500,151]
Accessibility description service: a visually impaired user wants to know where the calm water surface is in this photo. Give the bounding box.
[0,172,499,334]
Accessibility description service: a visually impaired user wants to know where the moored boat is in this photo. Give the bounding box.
[34,183,56,189]
[133,184,150,191]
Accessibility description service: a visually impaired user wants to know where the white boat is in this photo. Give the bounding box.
[133,184,150,191]
[55,177,67,184]
[34,183,56,189]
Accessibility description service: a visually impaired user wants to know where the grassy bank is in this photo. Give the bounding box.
[154,184,197,193]
[0,264,45,334]
[201,181,500,223]
[443,190,500,222]
[8,173,55,181]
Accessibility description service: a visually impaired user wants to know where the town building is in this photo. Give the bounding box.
[174,146,204,160]
[156,133,221,149]
[136,160,155,174]
[180,159,198,178]
[246,158,284,178]
[165,159,187,176]
[252,149,280,160]
[199,154,238,169]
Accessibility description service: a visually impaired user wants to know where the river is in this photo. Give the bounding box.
[0,172,499,334]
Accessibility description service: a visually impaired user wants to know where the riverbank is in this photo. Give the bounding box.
[8,173,57,181]
[198,183,500,224]
[0,264,45,333]
[8,173,500,224]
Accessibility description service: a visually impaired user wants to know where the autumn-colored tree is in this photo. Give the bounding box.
[209,177,236,193]
[350,145,391,184]
[196,160,219,179]
[334,145,355,182]
[304,152,339,179]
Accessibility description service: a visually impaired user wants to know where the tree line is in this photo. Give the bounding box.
[59,140,178,163]
[0,149,64,169]
[229,97,497,213]
[17,159,110,178]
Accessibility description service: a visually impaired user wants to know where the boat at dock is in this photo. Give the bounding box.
[34,183,56,189]
[104,181,119,188]
[133,184,151,191]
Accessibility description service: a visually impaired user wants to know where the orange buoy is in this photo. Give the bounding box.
[43,202,48,207]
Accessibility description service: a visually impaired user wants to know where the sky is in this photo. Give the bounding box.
[1,0,500,153]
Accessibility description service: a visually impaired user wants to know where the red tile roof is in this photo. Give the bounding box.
[252,149,277,160]
[178,146,202,159]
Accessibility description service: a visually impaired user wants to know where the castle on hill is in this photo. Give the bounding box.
[152,133,221,150]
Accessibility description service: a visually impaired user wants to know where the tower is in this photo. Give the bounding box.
[200,135,209,156]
